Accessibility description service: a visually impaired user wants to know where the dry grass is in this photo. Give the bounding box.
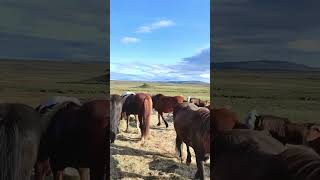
[111,113,210,180]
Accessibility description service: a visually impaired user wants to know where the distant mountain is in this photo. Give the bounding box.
[212,60,320,71]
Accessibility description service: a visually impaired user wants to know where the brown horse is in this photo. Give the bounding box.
[279,145,320,180]
[187,97,210,107]
[121,93,153,141]
[35,99,108,180]
[173,102,210,180]
[152,94,184,128]
[212,129,289,180]
[245,110,312,145]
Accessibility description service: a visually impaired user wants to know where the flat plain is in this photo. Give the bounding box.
[213,69,320,123]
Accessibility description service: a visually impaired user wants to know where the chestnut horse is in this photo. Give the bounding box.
[121,93,153,141]
[173,102,210,180]
[152,94,184,128]
[35,99,108,180]
[212,129,289,180]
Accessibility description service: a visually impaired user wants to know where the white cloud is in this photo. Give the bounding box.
[121,37,140,44]
[136,19,175,33]
[111,46,210,83]
[200,73,210,79]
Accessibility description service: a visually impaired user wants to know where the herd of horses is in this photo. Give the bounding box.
[0,96,108,180]
[2,92,320,180]
[111,91,320,180]
[110,92,210,179]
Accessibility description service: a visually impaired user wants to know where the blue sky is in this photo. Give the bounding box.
[111,0,210,82]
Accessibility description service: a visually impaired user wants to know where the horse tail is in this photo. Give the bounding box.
[0,107,21,179]
[142,96,152,138]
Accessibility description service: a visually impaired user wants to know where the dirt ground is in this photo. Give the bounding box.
[110,112,210,180]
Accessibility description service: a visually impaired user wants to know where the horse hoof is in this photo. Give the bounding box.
[186,161,191,166]
[165,124,169,128]
[157,123,161,126]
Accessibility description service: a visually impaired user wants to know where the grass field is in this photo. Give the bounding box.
[0,59,107,106]
[213,70,320,123]
[0,59,107,179]
[110,81,210,179]
[110,81,210,100]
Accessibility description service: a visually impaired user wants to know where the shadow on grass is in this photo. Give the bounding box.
[110,144,196,179]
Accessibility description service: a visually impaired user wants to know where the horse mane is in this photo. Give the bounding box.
[121,91,135,97]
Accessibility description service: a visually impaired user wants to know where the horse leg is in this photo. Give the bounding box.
[160,113,168,128]
[138,114,145,142]
[125,114,130,132]
[78,168,90,180]
[157,113,161,126]
[135,114,139,128]
[136,115,141,135]
[53,170,64,180]
[194,153,205,180]
[176,135,184,163]
[186,145,192,166]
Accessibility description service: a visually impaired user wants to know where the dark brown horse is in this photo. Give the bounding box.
[173,102,210,180]
[34,97,92,180]
[279,145,320,180]
[212,129,289,180]
[187,97,210,107]
[121,93,153,141]
[0,103,42,180]
[152,94,184,128]
[35,99,108,180]
[34,96,85,180]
